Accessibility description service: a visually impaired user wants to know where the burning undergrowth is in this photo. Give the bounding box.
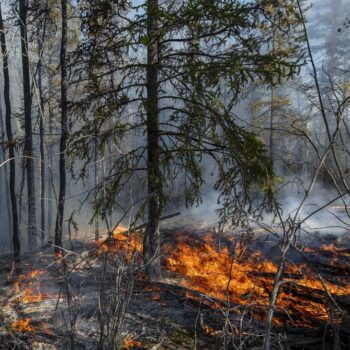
[3,225,350,349]
[96,226,350,330]
[13,269,51,305]
[11,318,36,333]
[7,266,59,340]
[96,226,143,262]
[164,232,350,328]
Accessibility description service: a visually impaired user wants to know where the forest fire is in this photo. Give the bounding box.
[98,226,350,328]
[165,233,350,327]
[4,227,349,349]
[0,0,349,347]
[8,226,348,346]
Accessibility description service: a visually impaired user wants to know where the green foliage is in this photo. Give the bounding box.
[68,0,304,226]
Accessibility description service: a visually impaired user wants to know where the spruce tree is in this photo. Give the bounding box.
[69,0,304,278]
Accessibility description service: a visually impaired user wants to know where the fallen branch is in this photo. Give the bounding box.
[4,291,25,305]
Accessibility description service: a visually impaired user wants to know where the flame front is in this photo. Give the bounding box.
[95,228,350,327]
[165,234,350,326]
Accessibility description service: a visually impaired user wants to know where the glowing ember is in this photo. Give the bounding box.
[319,244,350,260]
[305,243,350,257]
[151,292,161,301]
[11,318,35,332]
[123,335,142,349]
[55,251,63,259]
[204,324,220,335]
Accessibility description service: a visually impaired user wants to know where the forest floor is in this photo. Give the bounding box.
[0,225,350,349]
[0,234,223,349]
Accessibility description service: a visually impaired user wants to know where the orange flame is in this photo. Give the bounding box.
[94,228,350,327]
[11,318,35,332]
[55,251,63,259]
[14,269,49,304]
[151,292,161,301]
[165,234,350,326]
[123,335,142,349]
[97,225,142,261]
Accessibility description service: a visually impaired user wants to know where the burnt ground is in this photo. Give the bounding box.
[0,239,225,350]
[0,227,350,349]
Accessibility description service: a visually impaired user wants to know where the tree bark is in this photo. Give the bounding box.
[19,0,37,251]
[54,0,68,255]
[269,84,275,165]
[37,33,46,246]
[269,26,276,171]
[94,131,99,241]
[18,162,26,230]
[144,0,162,279]
[47,69,54,235]
[0,96,12,246]
[0,5,20,261]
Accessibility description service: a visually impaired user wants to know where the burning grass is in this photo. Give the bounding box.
[11,318,35,333]
[9,225,349,344]
[13,269,50,304]
[165,233,350,327]
[97,225,142,261]
[97,226,350,328]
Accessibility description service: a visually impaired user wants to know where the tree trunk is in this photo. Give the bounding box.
[54,0,68,255]
[0,5,20,261]
[143,0,162,279]
[0,97,12,247]
[269,26,276,171]
[267,31,276,215]
[18,162,26,231]
[94,131,99,241]
[269,84,275,167]
[37,35,46,245]
[19,0,37,251]
[47,70,54,236]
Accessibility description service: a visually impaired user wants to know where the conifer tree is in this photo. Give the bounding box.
[69,0,304,278]
[0,4,20,260]
[19,0,37,251]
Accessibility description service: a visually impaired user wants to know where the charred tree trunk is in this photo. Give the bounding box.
[94,131,99,241]
[47,71,54,235]
[0,97,12,245]
[19,0,37,251]
[18,162,26,231]
[0,5,20,261]
[54,0,68,254]
[37,35,46,246]
[144,0,162,279]
[269,85,275,165]
[269,27,276,171]
[0,5,21,262]
[39,74,45,245]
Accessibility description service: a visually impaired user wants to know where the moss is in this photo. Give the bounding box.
[169,328,193,346]
[0,310,5,324]
[4,323,12,332]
